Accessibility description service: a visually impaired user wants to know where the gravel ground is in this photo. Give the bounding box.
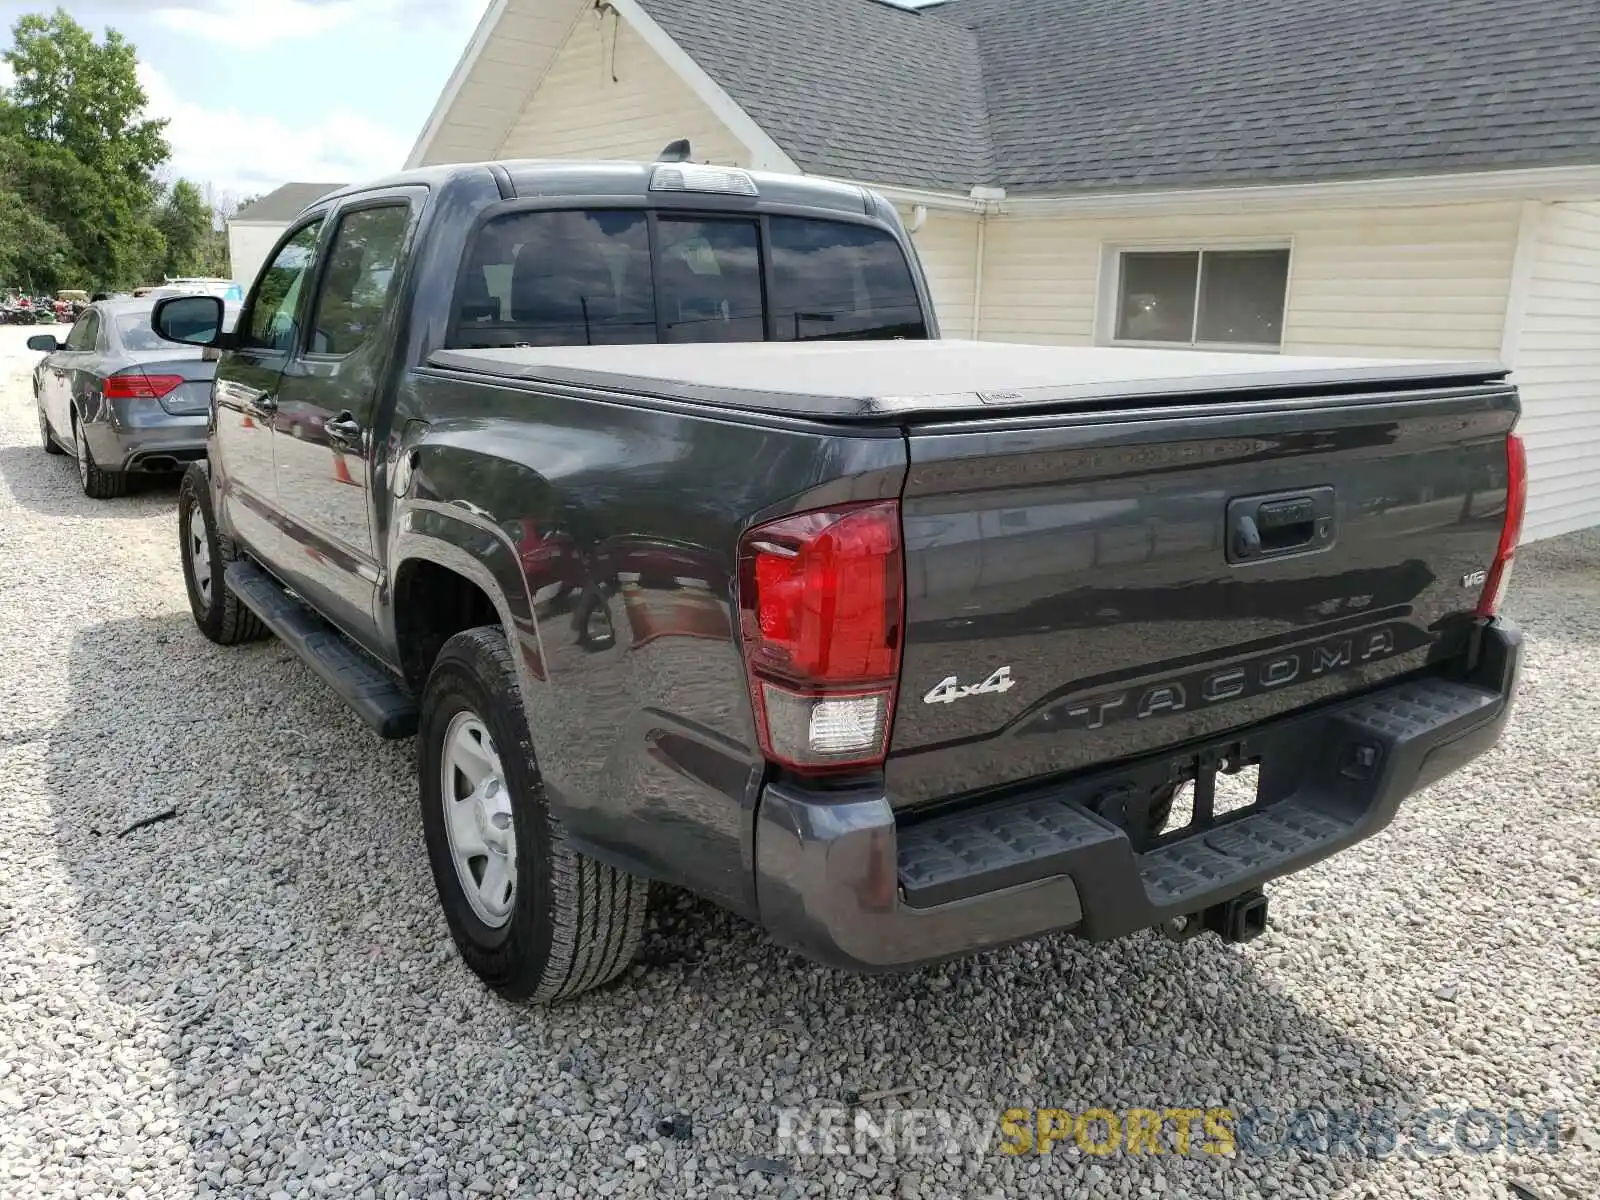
[0,322,1595,1200]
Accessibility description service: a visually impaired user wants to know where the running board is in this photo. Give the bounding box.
[225,560,418,738]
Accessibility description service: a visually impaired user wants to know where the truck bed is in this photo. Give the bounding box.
[427,340,1508,423]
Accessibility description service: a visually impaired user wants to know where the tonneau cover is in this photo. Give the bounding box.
[426,340,1508,422]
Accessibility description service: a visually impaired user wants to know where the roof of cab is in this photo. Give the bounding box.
[303,160,877,219]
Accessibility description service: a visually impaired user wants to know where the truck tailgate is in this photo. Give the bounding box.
[888,380,1519,808]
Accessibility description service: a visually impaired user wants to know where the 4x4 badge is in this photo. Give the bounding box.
[924,666,1016,705]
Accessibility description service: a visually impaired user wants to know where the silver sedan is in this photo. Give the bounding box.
[30,299,232,499]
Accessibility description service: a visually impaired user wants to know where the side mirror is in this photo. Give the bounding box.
[26,334,59,352]
[152,294,227,347]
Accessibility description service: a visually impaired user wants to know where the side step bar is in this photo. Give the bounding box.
[225,560,418,739]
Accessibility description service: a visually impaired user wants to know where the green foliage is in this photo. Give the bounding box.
[3,8,168,190]
[0,8,228,291]
[153,178,211,277]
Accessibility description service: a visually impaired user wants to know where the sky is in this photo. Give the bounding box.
[0,0,486,204]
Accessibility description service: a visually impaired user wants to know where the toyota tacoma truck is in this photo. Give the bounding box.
[150,155,1525,1002]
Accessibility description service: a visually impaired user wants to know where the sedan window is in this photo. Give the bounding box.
[63,310,100,352]
[115,311,170,351]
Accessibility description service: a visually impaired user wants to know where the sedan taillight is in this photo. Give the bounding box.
[737,501,904,775]
[104,373,184,400]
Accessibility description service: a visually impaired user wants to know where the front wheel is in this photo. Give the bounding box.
[419,626,648,1003]
[178,465,266,645]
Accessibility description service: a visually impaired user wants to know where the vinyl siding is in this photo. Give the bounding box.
[1510,201,1600,541]
[978,202,1521,359]
[421,0,587,165]
[903,209,981,337]
[498,8,748,166]
[226,223,288,292]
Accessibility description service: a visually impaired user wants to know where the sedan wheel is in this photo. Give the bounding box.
[71,416,127,499]
[38,404,64,455]
[440,710,518,928]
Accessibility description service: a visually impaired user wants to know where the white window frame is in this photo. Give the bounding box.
[1095,237,1295,353]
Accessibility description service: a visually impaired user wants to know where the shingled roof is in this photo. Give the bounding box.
[636,0,1600,195]
[232,182,347,223]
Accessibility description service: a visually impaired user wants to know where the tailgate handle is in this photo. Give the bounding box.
[1228,488,1336,563]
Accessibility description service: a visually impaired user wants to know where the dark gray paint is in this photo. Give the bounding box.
[183,160,1524,967]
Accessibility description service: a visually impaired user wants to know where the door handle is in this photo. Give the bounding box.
[325,413,362,444]
[1226,487,1336,564]
[252,392,279,414]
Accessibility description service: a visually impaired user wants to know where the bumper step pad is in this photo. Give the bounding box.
[896,672,1506,939]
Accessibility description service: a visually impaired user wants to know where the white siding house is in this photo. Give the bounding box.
[409,0,1600,539]
[227,183,347,289]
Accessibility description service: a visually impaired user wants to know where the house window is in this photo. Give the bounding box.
[1111,246,1290,350]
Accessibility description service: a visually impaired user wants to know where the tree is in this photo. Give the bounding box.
[0,185,70,289]
[3,8,167,191]
[153,179,211,277]
[0,8,170,289]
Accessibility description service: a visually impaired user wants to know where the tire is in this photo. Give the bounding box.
[38,402,64,455]
[72,414,127,499]
[178,464,267,645]
[419,626,648,1002]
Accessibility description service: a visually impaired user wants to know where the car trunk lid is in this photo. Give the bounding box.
[112,352,214,415]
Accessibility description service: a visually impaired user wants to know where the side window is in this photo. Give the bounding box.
[449,209,656,349]
[768,218,927,342]
[64,310,100,351]
[307,205,412,356]
[656,218,764,343]
[242,219,324,353]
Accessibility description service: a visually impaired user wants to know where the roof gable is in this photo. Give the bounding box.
[232,182,347,223]
[418,0,1600,195]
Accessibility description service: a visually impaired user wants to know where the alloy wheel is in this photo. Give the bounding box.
[440,710,517,927]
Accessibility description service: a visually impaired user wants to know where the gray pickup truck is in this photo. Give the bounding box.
[150,155,1525,1002]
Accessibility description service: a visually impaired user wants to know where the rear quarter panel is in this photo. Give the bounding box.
[387,370,905,917]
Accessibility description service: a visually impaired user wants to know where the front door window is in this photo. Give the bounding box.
[243,220,324,354]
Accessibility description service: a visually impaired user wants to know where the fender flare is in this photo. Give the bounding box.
[390,501,546,717]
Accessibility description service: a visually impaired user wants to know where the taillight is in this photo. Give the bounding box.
[738,501,904,774]
[1476,431,1528,618]
[104,373,184,400]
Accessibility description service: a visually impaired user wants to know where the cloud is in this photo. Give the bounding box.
[141,0,481,46]
[54,0,483,47]
[138,61,410,198]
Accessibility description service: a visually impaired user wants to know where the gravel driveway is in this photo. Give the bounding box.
[0,323,1595,1200]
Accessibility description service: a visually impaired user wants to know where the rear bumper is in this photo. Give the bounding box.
[753,618,1522,970]
[81,412,207,472]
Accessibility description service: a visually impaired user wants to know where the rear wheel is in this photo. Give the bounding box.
[72,414,126,500]
[178,465,266,645]
[419,626,649,1003]
[38,403,64,455]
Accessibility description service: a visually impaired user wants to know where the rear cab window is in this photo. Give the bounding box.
[448,209,927,349]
